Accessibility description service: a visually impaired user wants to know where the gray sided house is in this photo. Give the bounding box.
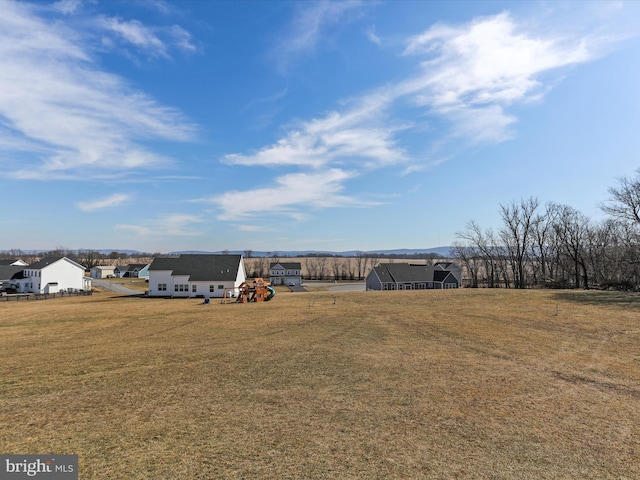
[269,262,302,286]
[114,264,149,278]
[148,254,246,298]
[366,262,461,291]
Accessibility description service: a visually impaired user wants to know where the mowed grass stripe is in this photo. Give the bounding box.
[1,289,639,479]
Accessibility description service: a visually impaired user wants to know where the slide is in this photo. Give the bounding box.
[266,286,275,301]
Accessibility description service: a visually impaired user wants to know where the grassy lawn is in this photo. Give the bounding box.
[98,277,149,292]
[1,289,639,479]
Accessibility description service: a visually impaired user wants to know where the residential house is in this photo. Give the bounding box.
[90,265,116,278]
[269,262,302,286]
[114,263,149,278]
[17,257,91,294]
[148,254,246,298]
[0,259,28,267]
[366,261,461,291]
[0,265,25,291]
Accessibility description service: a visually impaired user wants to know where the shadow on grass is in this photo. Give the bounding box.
[551,290,640,310]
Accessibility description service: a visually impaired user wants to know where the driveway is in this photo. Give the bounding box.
[301,282,366,292]
[92,278,142,296]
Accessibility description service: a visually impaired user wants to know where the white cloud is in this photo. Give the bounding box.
[52,0,81,15]
[76,193,131,212]
[206,169,376,221]
[117,214,204,237]
[218,11,603,221]
[401,12,593,141]
[99,17,168,56]
[366,25,381,46]
[96,17,197,57]
[0,1,196,179]
[224,91,405,169]
[271,0,366,71]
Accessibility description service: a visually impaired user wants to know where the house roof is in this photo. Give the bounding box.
[28,256,86,271]
[372,262,459,284]
[28,257,63,269]
[91,265,116,271]
[0,265,24,281]
[433,270,450,282]
[270,262,302,270]
[372,263,431,283]
[149,254,243,281]
[0,259,28,266]
[127,264,149,270]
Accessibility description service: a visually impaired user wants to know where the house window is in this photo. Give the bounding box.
[158,284,167,291]
[209,285,215,293]
[192,285,197,293]
[175,285,179,292]
[218,284,224,290]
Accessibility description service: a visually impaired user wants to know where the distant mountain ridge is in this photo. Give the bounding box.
[168,247,453,257]
[7,247,453,258]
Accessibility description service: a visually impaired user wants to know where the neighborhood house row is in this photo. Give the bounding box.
[1,255,461,296]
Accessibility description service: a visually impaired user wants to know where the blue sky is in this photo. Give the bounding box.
[2,0,640,253]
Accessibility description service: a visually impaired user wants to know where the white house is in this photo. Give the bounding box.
[269,262,302,286]
[148,254,246,298]
[0,259,28,267]
[17,257,91,294]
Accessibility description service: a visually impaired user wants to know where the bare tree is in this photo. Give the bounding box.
[451,242,480,288]
[315,256,328,280]
[499,197,539,289]
[553,204,591,289]
[601,169,640,225]
[457,221,500,287]
[305,257,317,280]
[331,256,342,281]
[354,252,367,280]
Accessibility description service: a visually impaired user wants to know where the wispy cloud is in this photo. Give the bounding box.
[117,214,204,237]
[270,0,366,72]
[0,1,197,180]
[225,91,404,169]
[98,17,168,57]
[400,12,592,142]
[97,17,197,58]
[366,26,381,46]
[216,11,602,221]
[205,169,377,221]
[76,193,131,212]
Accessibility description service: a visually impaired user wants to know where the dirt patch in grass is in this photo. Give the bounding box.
[1,289,639,479]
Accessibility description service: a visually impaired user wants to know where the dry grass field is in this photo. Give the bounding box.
[1,288,639,479]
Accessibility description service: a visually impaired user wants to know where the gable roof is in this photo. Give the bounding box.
[127,264,149,270]
[372,262,460,284]
[28,256,85,270]
[149,254,243,281]
[372,263,431,283]
[0,259,28,266]
[0,265,24,281]
[433,270,450,282]
[270,262,302,270]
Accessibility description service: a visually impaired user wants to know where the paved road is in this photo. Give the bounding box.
[92,278,142,296]
[302,282,366,292]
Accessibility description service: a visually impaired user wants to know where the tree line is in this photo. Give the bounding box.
[452,169,640,290]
